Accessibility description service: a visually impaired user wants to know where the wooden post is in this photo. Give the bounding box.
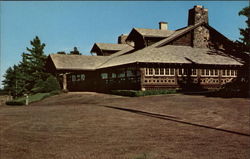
[63,73,68,92]
[140,68,145,91]
[24,94,29,106]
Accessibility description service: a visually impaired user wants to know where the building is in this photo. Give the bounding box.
[46,5,244,92]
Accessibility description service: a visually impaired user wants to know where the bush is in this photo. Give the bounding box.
[111,90,177,97]
[5,100,24,105]
[32,75,60,93]
[44,75,61,92]
[32,79,46,93]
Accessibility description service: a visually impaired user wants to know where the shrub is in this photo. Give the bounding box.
[32,79,46,93]
[111,90,177,97]
[31,75,60,93]
[5,100,24,105]
[44,75,61,92]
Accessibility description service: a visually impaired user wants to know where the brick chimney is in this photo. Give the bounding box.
[188,5,208,25]
[159,22,168,30]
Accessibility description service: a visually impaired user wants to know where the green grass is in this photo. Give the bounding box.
[6,90,60,106]
[111,89,177,97]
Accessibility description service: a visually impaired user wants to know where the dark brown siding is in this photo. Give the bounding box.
[145,37,165,46]
[170,32,192,46]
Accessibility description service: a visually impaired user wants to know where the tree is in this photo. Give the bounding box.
[238,6,250,49]
[2,65,27,97]
[20,36,49,92]
[69,47,80,55]
[2,36,50,97]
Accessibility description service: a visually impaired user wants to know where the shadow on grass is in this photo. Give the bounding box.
[100,105,250,137]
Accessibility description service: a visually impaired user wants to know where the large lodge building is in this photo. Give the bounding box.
[46,5,245,92]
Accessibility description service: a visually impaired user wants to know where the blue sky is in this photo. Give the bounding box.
[0,1,248,88]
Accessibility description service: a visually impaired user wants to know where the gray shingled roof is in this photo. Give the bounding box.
[134,28,175,38]
[49,22,243,71]
[98,45,243,69]
[50,54,107,71]
[94,43,132,51]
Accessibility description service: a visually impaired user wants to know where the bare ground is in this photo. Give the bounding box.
[0,92,249,159]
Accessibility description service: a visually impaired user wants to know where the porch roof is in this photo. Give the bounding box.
[97,45,243,69]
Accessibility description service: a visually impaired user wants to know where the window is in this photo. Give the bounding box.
[205,69,209,76]
[215,70,218,76]
[178,68,188,76]
[118,72,125,78]
[149,68,153,75]
[178,69,182,75]
[222,69,236,77]
[112,73,116,78]
[222,70,226,76]
[155,68,160,75]
[80,74,85,80]
[72,75,76,82]
[127,70,134,77]
[191,69,197,76]
[160,68,164,75]
[101,73,108,79]
[201,69,205,76]
[145,68,149,75]
[170,68,175,75]
[165,68,170,75]
[71,74,85,81]
[183,69,188,75]
[231,70,235,76]
[210,69,214,76]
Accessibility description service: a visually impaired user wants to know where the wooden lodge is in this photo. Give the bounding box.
[46,5,245,92]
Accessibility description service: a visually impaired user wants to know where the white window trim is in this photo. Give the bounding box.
[200,69,219,77]
[191,69,197,77]
[177,68,188,76]
[221,69,237,77]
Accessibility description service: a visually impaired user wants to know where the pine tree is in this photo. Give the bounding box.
[2,36,49,97]
[20,36,49,92]
[2,65,27,97]
[238,6,250,50]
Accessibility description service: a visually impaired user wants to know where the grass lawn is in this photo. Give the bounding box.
[5,91,59,105]
[0,92,249,159]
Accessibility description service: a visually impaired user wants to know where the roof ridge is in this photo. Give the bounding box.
[153,22,205,48]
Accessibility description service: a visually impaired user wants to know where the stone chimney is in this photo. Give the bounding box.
[188,5,210,48]
[159,22,168,30]
[188,5,208,25]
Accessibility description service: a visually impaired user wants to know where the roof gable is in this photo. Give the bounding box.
[134,28,175,38]
[90,43,132,54]
[49,54,107,71]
